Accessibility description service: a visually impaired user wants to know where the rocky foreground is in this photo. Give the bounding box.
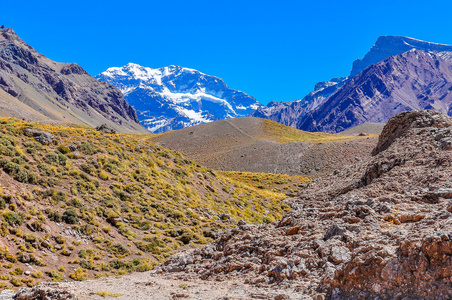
[10,110,452,299]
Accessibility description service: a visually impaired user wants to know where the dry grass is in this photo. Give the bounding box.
[95,290,124,297]
[261,119,379,143]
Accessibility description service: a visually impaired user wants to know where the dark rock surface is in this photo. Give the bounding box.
[95,123,116,134]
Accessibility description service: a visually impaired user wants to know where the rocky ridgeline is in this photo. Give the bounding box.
[158,110,452,299]
[0,27,146,133]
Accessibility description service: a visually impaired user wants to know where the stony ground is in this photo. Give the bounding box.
[5,273,313,300]
[9,110,452,299]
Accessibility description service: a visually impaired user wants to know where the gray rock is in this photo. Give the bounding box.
[25,128,54,145]
[330,246,351,264]
[15,282,75,299]
[96,123,116,134]
[20,254,30,263]
[0,289,15,300]
[324,224,345,241]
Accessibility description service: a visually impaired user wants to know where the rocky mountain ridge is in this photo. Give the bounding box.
[350,35,452,77]
[298,49,452,132]
[0,27,148,134]
[251,36,452,133]
[96,63,262,133]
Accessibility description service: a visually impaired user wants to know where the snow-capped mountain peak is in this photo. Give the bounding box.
[96,63,262,133]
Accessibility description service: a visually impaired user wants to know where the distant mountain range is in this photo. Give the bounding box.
[0,27,147,133]
[252,36,452,133]
[3,27,452,136]
[96,64,261,133]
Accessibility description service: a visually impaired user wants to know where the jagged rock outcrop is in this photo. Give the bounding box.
[158,111,452,299]
[350,36,452,77]
[95,123,116,134]
[14,282,76,300]
[0,27,148,134]
[24,128,55,144]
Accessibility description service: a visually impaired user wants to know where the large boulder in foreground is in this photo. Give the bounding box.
[372,110,452,155]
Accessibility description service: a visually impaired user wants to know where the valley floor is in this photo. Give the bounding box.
[22,271,311,300]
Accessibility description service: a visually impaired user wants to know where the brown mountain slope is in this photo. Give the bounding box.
[299,50,452,133]
[0,27,148,134]
[150,117,378,176]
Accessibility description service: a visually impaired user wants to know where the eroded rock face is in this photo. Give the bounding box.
[372,110,452,155]
[158,111,452,299]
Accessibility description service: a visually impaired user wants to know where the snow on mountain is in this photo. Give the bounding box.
[251,36,452,132]
[298,49,452,133]
[96,63,262,133]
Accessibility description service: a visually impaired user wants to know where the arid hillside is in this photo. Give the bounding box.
[150,117,379,176]
[0,117,308,291]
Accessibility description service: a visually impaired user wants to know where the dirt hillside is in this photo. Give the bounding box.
[150,117,378,176]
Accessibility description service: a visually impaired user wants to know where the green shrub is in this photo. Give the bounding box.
[57,146,71,154]
[109,244,129,256]
[109,259,134,271]
[0,159,37,184]
[77,142,95,155]
[62,209,78,224]
[69,268,87,281]
[178,228,195,244]
[55,236,65,244]
[37,163,54,176]
[3,211,24,226]
[80,224,93,235]
[80,164,97,176]
[44,152,59,165]
[47,210,62,222]
[44,153,67,166]
[46,270,64,282]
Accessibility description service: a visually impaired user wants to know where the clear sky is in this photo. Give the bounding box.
[2,0,452,104]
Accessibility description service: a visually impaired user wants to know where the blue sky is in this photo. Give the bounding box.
[2,0,452,104]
